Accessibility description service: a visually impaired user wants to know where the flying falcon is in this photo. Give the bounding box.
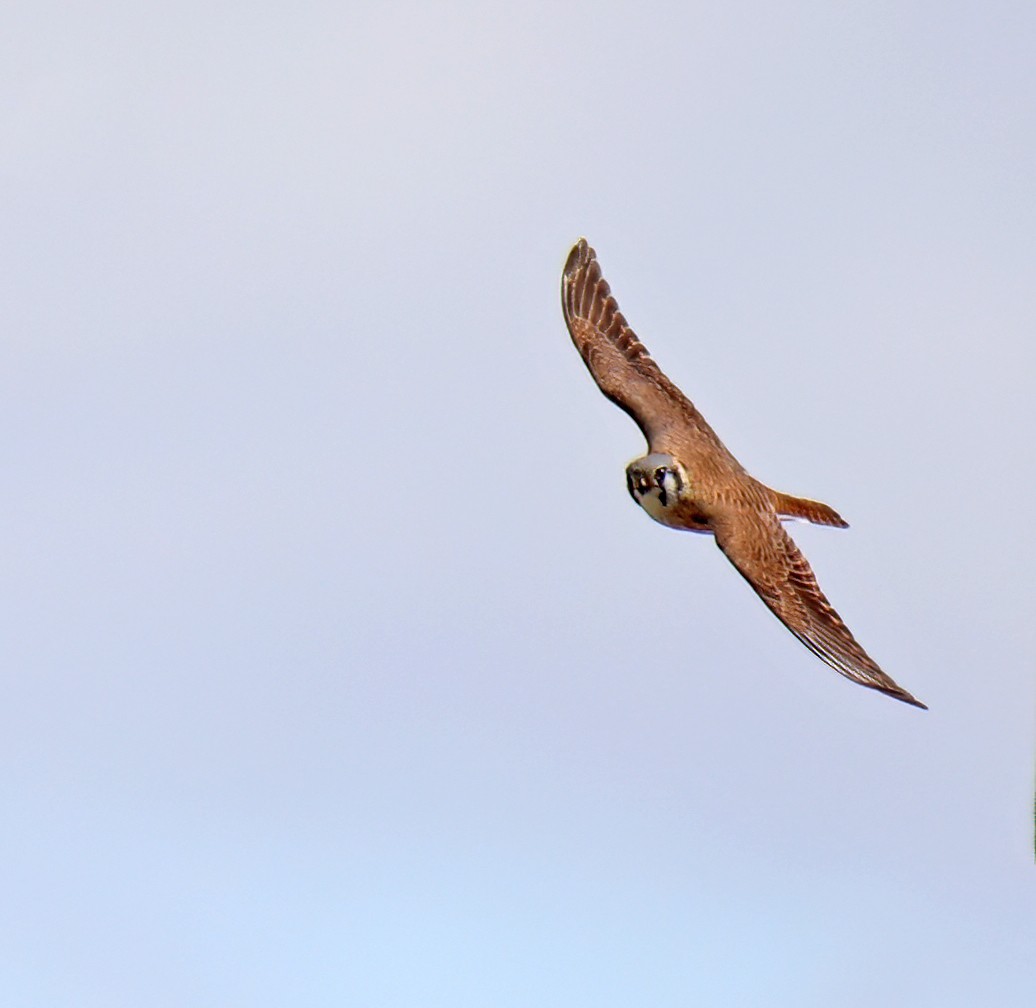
[561,238,925,708]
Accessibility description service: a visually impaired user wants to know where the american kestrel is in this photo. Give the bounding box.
[562,238,925,708]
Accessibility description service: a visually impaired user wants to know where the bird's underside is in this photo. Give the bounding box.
[561,238,925,709]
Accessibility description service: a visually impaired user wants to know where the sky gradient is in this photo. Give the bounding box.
[3,2,1035,1004]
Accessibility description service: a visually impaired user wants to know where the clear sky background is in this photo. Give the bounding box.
[3,2,1035,1004]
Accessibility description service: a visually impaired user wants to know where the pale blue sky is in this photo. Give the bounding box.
[3,1,1035,1004]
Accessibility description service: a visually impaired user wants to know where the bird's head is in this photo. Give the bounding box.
[625,453,689,523]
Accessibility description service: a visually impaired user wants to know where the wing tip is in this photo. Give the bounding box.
[885,685,928,710]
[564,237,594,279]
[902,695,928,710]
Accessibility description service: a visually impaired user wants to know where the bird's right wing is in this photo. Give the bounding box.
[710,508,926,708]
[561,239,710,448]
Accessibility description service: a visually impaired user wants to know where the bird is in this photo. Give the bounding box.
[561,238,925,709]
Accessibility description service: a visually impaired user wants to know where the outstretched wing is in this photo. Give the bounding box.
[711,508,926,708]
[561,238,714,450]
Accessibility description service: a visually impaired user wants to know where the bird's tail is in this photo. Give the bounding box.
[771,490,849,529]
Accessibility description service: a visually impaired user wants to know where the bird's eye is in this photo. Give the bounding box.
[654,467,667,485]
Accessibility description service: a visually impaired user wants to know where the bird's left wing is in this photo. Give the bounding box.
[710,508,926,708]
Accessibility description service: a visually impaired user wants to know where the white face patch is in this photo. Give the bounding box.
[636,485,673,524]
